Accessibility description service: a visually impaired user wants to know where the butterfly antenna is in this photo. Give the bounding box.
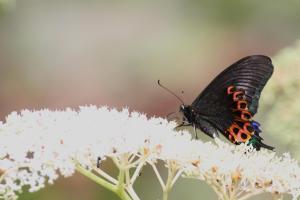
[157,80,184,104]
[166,111,175,119]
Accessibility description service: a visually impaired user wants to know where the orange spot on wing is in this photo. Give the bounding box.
[237,100,248,110]
[236,130,251,142]
[227,122,253,143]
[243,122,254,135]
[227,85,236,95]
[240,110,252,121]
[227,123,240,143]
[233,91,245,101]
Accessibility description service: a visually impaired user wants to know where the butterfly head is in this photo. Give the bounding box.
[179,104,188,112]
[179,104,193,123]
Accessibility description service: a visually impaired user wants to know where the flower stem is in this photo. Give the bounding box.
[163,167,173,200]
[151,162,165,189]
[238,191,263,200]
[76,164,116,193]
[204,174,229,200]
[163,191,169,200]
[130,160,145,184]
[93,166,118,184]
[76,164,132,200]
[116,168,132,200]
[163,161,179,200]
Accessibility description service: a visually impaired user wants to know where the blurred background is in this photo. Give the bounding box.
[0,0,300,199]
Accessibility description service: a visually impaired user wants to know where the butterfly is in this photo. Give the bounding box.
[158,55,274,150]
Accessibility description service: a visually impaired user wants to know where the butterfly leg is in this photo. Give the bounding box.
[175,121,191,129]
[193,124,198,139]
[168,116,179,121]
[166,111,176,120]
[97,157,101,168]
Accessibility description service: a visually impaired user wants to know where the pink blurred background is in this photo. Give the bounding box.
[0,1,299,199]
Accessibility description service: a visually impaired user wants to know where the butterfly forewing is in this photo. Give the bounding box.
[192,55,273,116]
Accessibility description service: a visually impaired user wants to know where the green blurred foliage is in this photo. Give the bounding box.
[261,40,300,159]
[0,0,15,13]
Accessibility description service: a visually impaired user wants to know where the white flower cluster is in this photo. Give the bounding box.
[0,106,299,200]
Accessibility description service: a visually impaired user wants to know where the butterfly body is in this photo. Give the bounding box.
[180,105,219,138]
[178,55,274,150]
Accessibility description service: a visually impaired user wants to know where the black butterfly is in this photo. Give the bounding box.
[159,55,274,150]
